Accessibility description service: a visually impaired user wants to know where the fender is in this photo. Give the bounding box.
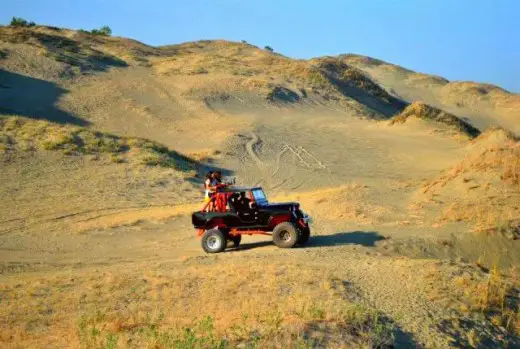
[206,218,226,229]
[267,213,292,230]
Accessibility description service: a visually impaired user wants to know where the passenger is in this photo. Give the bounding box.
[213,171,222,185]
[204,171,217,210]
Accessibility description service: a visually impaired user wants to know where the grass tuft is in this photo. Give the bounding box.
[454,265,520,337]
[390,101,481,139]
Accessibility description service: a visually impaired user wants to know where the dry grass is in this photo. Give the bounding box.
[0,116,196,171]
[74,203,201,233]
[0,26,127,74]
[342,51,520,133]
[187,149,222,163]
[389,101,481,139]
[415,133,520,235]
[0,262,396,348]
[151,38,400,109]
[273,184,390,225]
[439,82,514,110]
[469,127,518,151]
[453,265,520,337]
[313,57,396,103]
[426,135,519,189]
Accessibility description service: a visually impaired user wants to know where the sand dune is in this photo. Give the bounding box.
[1,25,519,348]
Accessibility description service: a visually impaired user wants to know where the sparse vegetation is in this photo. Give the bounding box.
[0,116,194,170]
[90,25,112,36]
[0,27,127,73]
[78,26,112,36]
[74,306,395,348]
[453,265,520,337]
[9,17,36,27]
[264,45,274,52]
[390,101,481,139]
[418,131,520,236]
[306,68,331,88]
[0,262,396,348]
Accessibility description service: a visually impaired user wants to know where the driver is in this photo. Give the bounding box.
[235,191,252,212]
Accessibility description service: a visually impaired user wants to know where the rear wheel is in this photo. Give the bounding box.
[273,222,299,248]
[201,228,227,253]
[298,226,311,245]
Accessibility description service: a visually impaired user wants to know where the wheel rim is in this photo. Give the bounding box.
[207,235,221,250]
[280,230,291,242]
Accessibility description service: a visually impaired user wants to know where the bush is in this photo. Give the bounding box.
[264,45,274,52]
[90,26,112,36]
[10,17,36,27]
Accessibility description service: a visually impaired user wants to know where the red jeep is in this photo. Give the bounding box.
[191,186,311,253]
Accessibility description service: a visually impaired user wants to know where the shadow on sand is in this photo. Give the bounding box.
[0,69,89,125]
[307,231,386,247]
[226,231,386,253]
[32,32,127,74]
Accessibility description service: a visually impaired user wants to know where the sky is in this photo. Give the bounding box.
[2,0,519,92]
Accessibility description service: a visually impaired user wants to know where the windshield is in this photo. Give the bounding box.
[251,188,268,204]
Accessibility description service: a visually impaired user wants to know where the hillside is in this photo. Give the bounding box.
[1,24,519,348]
[0,26,412,153]
[341,54,520,134]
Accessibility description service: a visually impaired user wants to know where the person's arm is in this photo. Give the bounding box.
[205,179,216,191]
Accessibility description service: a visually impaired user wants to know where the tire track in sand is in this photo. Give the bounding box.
[246,132,267,170]
[247,132,330,189]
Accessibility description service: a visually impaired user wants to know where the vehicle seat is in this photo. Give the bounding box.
[230,195,254,221]
[238,203,254,221]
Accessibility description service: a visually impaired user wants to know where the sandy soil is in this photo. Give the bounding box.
[1,27,519,348]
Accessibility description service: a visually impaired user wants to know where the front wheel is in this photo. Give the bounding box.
[273,222,299,248]
[201,228,227,253]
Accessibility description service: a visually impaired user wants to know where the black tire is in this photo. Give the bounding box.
[201,228,227,253]
[273,222,299,248]
[298,227,311,245]
[229,234,242,247]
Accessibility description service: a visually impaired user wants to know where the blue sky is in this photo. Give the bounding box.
[3,0,519,92]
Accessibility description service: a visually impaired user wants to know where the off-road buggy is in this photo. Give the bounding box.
[192,185,311,253]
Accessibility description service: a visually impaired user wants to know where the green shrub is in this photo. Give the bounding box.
[90,26,112,36]
[10,17,36,27]
[264,45,274,52]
